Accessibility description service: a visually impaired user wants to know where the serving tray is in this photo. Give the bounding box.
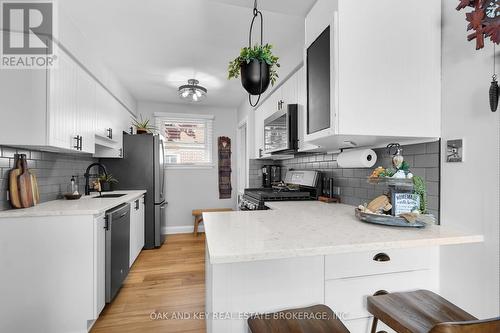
[354,208,426,228]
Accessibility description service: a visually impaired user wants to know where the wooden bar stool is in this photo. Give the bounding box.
[191,208,233,236]
[248,304,350,333]
[367,289,500,333]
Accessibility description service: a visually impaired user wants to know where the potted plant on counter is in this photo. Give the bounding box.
[99,174,118,192]
[132,115,157,134]
[228,44,280,95]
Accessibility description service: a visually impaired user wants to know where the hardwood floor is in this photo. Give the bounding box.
[91,233,206,333]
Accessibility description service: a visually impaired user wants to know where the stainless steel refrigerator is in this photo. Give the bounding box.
[101,134,166,249]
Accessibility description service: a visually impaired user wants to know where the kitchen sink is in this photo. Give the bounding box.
[93,194,127,198]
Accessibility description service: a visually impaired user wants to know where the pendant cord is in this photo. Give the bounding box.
[248,0,264,107]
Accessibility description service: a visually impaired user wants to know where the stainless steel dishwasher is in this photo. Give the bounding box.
[105,203,130,303]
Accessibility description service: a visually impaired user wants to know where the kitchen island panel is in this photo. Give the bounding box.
[206,254,324,333]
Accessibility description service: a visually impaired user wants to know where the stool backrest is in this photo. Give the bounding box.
[429,317,500,333]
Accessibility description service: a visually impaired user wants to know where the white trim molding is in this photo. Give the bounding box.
[162,225,204,235]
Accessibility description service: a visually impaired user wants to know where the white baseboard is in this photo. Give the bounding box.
[162,225,204,235]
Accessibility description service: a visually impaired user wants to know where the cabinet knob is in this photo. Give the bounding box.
[373,253,390,262]
[107,128,113,139]
[372,290,389,296]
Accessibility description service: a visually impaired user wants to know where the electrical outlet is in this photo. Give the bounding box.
[446,139,463,162]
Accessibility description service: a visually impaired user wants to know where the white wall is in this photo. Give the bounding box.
[440,1,500,318]
[138,101,238,233]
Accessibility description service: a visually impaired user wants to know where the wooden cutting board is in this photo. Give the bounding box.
[17,155,35,208]
[31,173,39,205]
[8,158,22,208]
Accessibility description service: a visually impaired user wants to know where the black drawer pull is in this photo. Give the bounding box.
[373,290,389,296]
[373,253,390,262]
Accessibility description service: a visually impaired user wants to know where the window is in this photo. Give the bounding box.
[156,113,214,168]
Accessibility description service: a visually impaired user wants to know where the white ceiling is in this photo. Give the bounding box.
[60,0,316,108]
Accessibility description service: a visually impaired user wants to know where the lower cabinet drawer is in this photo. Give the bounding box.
[343,317,396,333]
[325,247,435,280]
[325,269,437,321]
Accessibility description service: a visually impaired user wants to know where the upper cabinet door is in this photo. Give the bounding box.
[76,67,96,154]
[307,27,332,135]
[281,72,298,106]
[48,46,78,151]
[336,0,440,138]
[95,85,112,139]
[304,1,338,144]
[296,67,319,152]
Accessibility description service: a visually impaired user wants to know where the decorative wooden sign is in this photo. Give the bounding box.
[457,0,500,49]
[218,137,232,199]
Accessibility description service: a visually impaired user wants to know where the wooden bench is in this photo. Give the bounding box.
[248,304,350,333]
[192,208,233,236]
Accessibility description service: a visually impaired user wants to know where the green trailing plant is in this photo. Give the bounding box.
[228,44,280,85]
[132,115,157,133]
[399,161,410,171]
[99,174,118,184]
[412,175,427,213]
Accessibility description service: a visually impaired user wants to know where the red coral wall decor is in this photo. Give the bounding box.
[457,0,500,49]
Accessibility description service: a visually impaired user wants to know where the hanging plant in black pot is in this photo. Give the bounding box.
[228,1,280,106]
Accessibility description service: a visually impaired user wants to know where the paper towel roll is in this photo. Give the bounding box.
[337,149,377,168]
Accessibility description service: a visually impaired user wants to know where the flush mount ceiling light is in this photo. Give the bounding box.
[178,79,207,102]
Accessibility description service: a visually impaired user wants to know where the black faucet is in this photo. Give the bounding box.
[84,162,108,196]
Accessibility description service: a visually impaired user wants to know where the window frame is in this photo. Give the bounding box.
[155,112,215,169]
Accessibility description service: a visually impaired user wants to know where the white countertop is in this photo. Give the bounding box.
[203,201,484,264]
[0,190,146,217]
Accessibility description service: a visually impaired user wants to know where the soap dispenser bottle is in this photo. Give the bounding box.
[70,175,79,195]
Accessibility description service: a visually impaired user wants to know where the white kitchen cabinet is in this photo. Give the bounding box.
[280,72,298,108]
[93,214,106,318]
[296,67,320,152]
[0,39,131,156]
[253,95,274,159]
[76,67,97,154]
[95,85,114,139]
[94,91,132,158]
[47,47,78,151]
[46,44,97,154]
[206,246,439,333]
[129,195,145,267]
[303,0,441,151]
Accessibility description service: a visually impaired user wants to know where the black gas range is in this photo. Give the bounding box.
[240,170,321,210]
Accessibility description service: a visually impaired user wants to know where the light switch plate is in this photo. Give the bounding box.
[446,139,463,162]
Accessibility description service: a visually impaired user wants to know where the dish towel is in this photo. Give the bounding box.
[218,136,232,199]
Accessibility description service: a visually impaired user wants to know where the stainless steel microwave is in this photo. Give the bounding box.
[263,104,298,154]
